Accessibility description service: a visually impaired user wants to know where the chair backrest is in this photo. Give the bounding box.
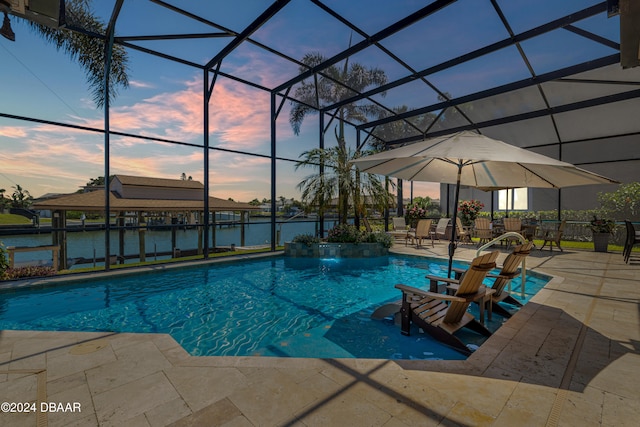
[475,217,490,230]
[474,217,493,239]
[435,218,450,233]
[454,250,499,296]
[443,250,499,324]
[392,217,406,231]
[415,219,432,238]
[625,220,636,246]
[503,217,521,232]
[490,241,533,295]
[455,217,465,233]
[557,219,566,233]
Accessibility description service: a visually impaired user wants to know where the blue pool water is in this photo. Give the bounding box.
[0,255,550,360]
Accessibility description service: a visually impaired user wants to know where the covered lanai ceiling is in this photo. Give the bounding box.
[19,0,640,183]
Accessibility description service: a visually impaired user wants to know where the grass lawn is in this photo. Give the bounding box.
[0,213,31,225]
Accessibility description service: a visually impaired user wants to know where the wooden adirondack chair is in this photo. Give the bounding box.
[474,217,493,247]
[539,219,566,252]
[449,242,533,318]
[394,250,499,355]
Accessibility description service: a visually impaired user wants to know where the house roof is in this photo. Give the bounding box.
[114,175,204,190]
[32,189,259,212]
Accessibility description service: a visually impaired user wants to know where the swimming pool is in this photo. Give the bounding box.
[0,255,550,360]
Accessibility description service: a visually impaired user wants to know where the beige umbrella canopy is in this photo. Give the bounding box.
[352,130,618,189]
[351,130,619,276]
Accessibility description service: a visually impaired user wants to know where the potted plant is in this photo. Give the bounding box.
[404,204,427,228]
[458,199,484,227]
[589,216,615,252]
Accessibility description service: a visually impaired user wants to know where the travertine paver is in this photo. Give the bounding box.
[0,246,639,426]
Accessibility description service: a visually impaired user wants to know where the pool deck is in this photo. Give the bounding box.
[1,245,638,426]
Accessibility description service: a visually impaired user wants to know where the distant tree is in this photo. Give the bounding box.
[18,0,130,108]
[0,188,9,212]
[11,184,33,208]
[79,175,114,192]
[180,173,193,181]
[249,198,261,206]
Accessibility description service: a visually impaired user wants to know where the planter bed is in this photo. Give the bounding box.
[284,242,388,258]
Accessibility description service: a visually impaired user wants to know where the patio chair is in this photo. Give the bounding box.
[455,217,472,244]
[502,217,522,248]
[539,219,566,252]
[430,218,450,243]
[623,220,640,263]
[388,217,411,245]
[474,217,493,247]
[451,242,534,318]
[395,250,499,355]
[408,219,433,248]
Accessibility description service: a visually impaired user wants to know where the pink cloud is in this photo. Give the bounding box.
[0,126,28,138]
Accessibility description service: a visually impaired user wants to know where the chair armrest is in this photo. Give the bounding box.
[424,275,459,285]
[395,284,467,302]
[487,271,520,279]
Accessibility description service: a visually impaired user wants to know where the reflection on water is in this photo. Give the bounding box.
[1,219,326,265]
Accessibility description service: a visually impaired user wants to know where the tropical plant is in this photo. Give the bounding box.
[327,224,362,243]
[588,216,615,234]
[363,231,393,248]
[295,145,392,221]
[291,234,320,246]
[11,184,33,208]
[19,0,129,108]
[290,52,388,224]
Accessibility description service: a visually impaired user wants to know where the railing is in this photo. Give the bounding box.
[476,232,528,299]
[7,245,60,271]
[276,211,307,246]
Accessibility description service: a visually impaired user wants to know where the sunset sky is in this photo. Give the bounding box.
[0,0,614,203]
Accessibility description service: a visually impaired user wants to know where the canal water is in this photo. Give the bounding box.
[1,218,335,267]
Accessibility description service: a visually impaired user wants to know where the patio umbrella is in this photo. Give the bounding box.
[351,130,619,276]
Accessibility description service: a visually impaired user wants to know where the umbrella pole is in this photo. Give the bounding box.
[448,164,462,278]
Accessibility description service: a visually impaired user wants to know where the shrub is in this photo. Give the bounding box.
[2,266,56,280]
[597,182,640,221]
[327,224,362,243]
[458,199,484,226]
[291,234,320,246]
[0,242,8,280]
[364,231,393,248]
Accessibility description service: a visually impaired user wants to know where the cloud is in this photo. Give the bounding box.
[0,126,28,138]
[2,74,315,199]
[129,80,155,89]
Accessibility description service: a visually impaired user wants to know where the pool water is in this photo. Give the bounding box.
[0,255,550,360]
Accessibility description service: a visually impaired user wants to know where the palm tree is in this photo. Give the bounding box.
[11,184,33,208]
[295,146,391,222]
[17,0,129,108]
[290,52,388,224]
